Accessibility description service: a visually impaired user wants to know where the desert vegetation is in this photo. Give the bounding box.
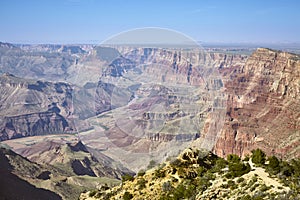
[81,148,300,200]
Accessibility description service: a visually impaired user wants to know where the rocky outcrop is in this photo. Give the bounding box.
[9,138,133,180]
[116,46,248,69]
[1,136,132,199]
[0,111,70,141]
[94,46,121,62]
[0,73,75,141]
[213,48,300,159]
[95,81,133,114]
[103,56,137,77]
[81,147,294,200]
[60,45,86,54]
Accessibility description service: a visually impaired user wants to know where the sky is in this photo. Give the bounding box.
[1,0,300,44]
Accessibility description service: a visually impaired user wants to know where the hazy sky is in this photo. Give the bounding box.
[1,0,300,44]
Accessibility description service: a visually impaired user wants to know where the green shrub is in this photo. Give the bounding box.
[137,170,145,177]
[147,160,157,169]
[122,174,134,182]
[251,149,266,165]
[259,184,269,192]
[154,169,165,178]
[227,154,241,163]
[227,162,251,178]
[250,185,256,192]
[279,161,293,177]
[172,184,185,199]
[225,173,231,179]
[290,159,300,177]
[237,177,245,183]
[267,156,280,175]
[204,171,216,180]
[197,166,206,177]
[89,190,97,197]
[184,184,196,198]
[123,191,133,200]
[213,158,228,172]
[226,179,237,190]
[177,167,186,178]
[171,182,196,199]
[221,183,228,189]
[251,175,258,182]
[162,181,172,192]
[243,155,250,162]
[227,180,235,186]
[170,158,183,167]
[240,182,247,187]
[241,194,251,200]
[137,178,147,190]
[197,177,212,191]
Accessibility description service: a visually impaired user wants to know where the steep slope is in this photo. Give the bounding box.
[214,48,300,159]
[0,73,75,141]
[1,135,133,199]
[0,148,62,200]
[2,135,133,179]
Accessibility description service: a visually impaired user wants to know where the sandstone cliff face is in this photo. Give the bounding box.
[0,73,74,141]
[114,47,248,85]
[214,48,300,159]
[84,47,248,171]
[113,46,248,69]
[0,112,69,140]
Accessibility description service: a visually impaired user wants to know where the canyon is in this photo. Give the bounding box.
[1,42,299,162]
[0,42,299,199]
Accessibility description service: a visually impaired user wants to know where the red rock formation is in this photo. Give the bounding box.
[213,48,300,159]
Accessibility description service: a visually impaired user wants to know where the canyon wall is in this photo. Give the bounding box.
[213,48,300,159]
[0,73,75,141]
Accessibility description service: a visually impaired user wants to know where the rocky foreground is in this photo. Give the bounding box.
[80,148,300,200]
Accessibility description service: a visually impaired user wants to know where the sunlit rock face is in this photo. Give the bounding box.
[214,48,300,159]
[86,40,250,171]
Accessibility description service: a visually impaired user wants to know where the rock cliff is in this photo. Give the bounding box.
[79,46,248,171]
[213,48,300,159]
[0,73,75,141]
